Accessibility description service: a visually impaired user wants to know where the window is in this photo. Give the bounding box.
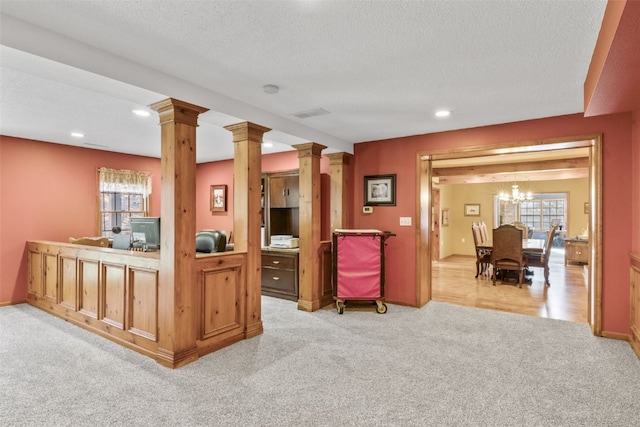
[519,194,566,232]
[98,167,152,237]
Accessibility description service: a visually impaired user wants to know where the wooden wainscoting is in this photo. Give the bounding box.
[630,253,640,358]
[27,241,161,357]
[195,252,247,357]
[432,248,588,323]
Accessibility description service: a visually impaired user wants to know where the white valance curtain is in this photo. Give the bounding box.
[98,167,152,199]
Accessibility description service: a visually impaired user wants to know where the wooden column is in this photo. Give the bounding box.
[326,152,353,231]
[224,122,270,338]
[149,98,209,368]
[294,142,326,312]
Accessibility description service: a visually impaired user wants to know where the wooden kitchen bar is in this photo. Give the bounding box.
[27,241,248,366]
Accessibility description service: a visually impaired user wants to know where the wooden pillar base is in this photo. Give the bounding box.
[155,346,199,369]
[245,321,264,339]
[297,298,323,312]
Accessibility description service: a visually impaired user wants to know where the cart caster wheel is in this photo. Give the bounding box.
[336,300,345,314]
[375,301,387,314]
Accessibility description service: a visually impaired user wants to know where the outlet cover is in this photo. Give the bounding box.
[400,217,412,226]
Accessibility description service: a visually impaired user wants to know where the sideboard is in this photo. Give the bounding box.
[564,238,589,265]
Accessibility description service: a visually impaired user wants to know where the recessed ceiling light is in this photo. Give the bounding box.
[263,84,279,94]
[262,142,274,148]
[71,132,84,138]
[435,110,451,118]
[133,109,151,117]
[291,108,330,119]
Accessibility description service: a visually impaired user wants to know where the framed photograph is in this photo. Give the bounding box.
[364,174,396,206]
[210,185,227,212]
[441,208,449,227]
[464,203,480,216]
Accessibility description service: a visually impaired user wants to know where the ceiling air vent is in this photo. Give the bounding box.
[291,108,330,119]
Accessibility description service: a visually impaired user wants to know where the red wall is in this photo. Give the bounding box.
[0,136,162,303]
[195,158,235,234]
[4,113,633,334]
[0,139,333,304]
[353,112,634,335]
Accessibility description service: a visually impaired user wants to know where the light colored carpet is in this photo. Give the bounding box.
[1,297,639,426]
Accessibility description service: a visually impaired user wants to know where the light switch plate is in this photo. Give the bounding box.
[363,206,373,213]
[400,217,412,226]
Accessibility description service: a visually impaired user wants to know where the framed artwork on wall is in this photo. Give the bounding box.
[464,203,480,216]
[210,185,227,212]
[364,174,396,206]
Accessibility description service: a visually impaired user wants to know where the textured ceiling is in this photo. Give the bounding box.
[0,0,607,163]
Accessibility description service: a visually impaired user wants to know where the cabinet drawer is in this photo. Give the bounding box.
[262,254,296,270]
[262,268,297,294]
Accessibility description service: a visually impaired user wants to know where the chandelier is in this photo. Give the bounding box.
[499,183,533,204]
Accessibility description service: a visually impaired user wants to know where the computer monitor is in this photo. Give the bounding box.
[130,217,161,250]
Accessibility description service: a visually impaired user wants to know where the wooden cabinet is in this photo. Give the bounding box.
[261,171,300,300]
[269,174,299,208]
[565,238,589,265]
[261,249,299,301]
[263,171,299,243]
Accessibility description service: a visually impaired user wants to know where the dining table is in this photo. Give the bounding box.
[477,238,546,281]
[478,238,546,255]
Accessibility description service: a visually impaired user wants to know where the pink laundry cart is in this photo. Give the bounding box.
[332,229,395,314]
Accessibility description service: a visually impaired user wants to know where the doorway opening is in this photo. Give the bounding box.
[415,135,602,334]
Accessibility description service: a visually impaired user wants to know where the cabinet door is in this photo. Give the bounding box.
[269,175,299,208]
[576,242,589,263]
[283,175,299,208]
[260,176,266,226]
[565,241,589,265]
[269,176,288,208]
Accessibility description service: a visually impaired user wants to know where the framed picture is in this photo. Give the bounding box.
[364,174,396,206]
[464,203,480,216]
[441,208,449,227]
[210,185,227,212]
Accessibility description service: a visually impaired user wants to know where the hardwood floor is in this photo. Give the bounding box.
[431,248,588,323]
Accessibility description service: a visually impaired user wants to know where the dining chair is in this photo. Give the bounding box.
[491,224,526,287]
[472,222,491,278]
[525,224,558,287]
[478,221,490,244]
[512,221,529,240]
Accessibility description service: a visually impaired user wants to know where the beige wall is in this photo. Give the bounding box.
[437,185,455,258]
[435,178,589,258]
